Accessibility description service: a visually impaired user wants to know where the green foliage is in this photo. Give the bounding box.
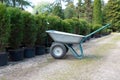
[35,14,47,45]
[33,2,52,14]
[0,3,11,51]
[62,19,71,32]
[22,11,38,47]
[62,18,90,35]
[92,24,102,32]
[1,0,32,9]
[64,2,76,19]
[7,7,23,49]
[0,1,111,50]
[92,24,111,36]
[47,15,63,31]
[63,19,75,33]
[93,0,103,25]
[76,0,85,19]
[18,0,32,9]
[52,4,64,19]
[91,24,101,36]
[105,0,120,32]
[84,0,93,23]
[79,19,91,35]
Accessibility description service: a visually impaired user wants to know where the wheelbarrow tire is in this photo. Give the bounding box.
[50,43,67,59]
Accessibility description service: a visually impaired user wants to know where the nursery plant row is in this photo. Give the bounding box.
[0,3,111,66]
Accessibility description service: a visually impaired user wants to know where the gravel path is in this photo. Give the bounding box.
[0,33,120,80]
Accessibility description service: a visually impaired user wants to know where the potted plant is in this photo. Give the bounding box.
[7,7,24,61]
[22,11,38,58]
[0,3,11,66]
[35,14,46,55]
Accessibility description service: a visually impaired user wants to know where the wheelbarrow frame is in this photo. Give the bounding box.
[46,24,111,59]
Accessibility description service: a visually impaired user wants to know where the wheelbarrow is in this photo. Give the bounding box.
[46,24,110,59]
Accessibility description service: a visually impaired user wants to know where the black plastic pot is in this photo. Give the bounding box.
[9,49,24,61]
[45,47,50,54]
[0,52,8,66]
[5,46,13,52]
[35,46,45,55]
[24,47,35,58]
[44,42,52,47]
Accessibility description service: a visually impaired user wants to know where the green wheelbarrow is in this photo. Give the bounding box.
[46,24,110,59]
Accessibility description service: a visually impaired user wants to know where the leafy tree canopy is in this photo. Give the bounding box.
[34,2,52,14]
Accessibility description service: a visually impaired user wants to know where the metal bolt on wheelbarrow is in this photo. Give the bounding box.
[46,24,111,59]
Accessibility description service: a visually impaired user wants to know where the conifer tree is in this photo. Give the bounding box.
[85,0,92,23]
[52,3,64,19]
[105,0,120,32]
[93,0,103,25]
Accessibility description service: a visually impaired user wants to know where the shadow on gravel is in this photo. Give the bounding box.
[65,54,104,61]
[83,55,104,60]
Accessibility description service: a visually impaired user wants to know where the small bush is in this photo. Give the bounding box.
[0,3,11,51]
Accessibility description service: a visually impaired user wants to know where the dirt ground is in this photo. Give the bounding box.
[0,33,120,80]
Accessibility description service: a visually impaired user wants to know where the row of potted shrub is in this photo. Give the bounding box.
[0,3,11,66]
[0,3,111,66]
[0,4,47,66]
[1,46,47,66]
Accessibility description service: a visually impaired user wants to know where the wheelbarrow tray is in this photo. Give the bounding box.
[46,30,85,44]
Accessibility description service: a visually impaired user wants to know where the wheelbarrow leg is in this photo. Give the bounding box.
[79,44,84,57]
[65,44,84,59]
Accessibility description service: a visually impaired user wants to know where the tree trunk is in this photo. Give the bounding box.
[0,0,4,3]
[12,0,16,7]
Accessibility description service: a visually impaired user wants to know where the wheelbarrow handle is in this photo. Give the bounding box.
[85,24,111,39]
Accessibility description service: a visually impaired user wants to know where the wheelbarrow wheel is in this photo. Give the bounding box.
[50,43,67,59]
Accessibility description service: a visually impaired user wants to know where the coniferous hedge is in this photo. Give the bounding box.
[62,18,91,35]
[105,0,120,32]
[93,0,103,25]
[35,14,46,45]
[7,7,23,49]
[62,19,72,33]
[0,3,109,50]
[0,3,11,51]
[47,15,63,31]
[22,11,38,47]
